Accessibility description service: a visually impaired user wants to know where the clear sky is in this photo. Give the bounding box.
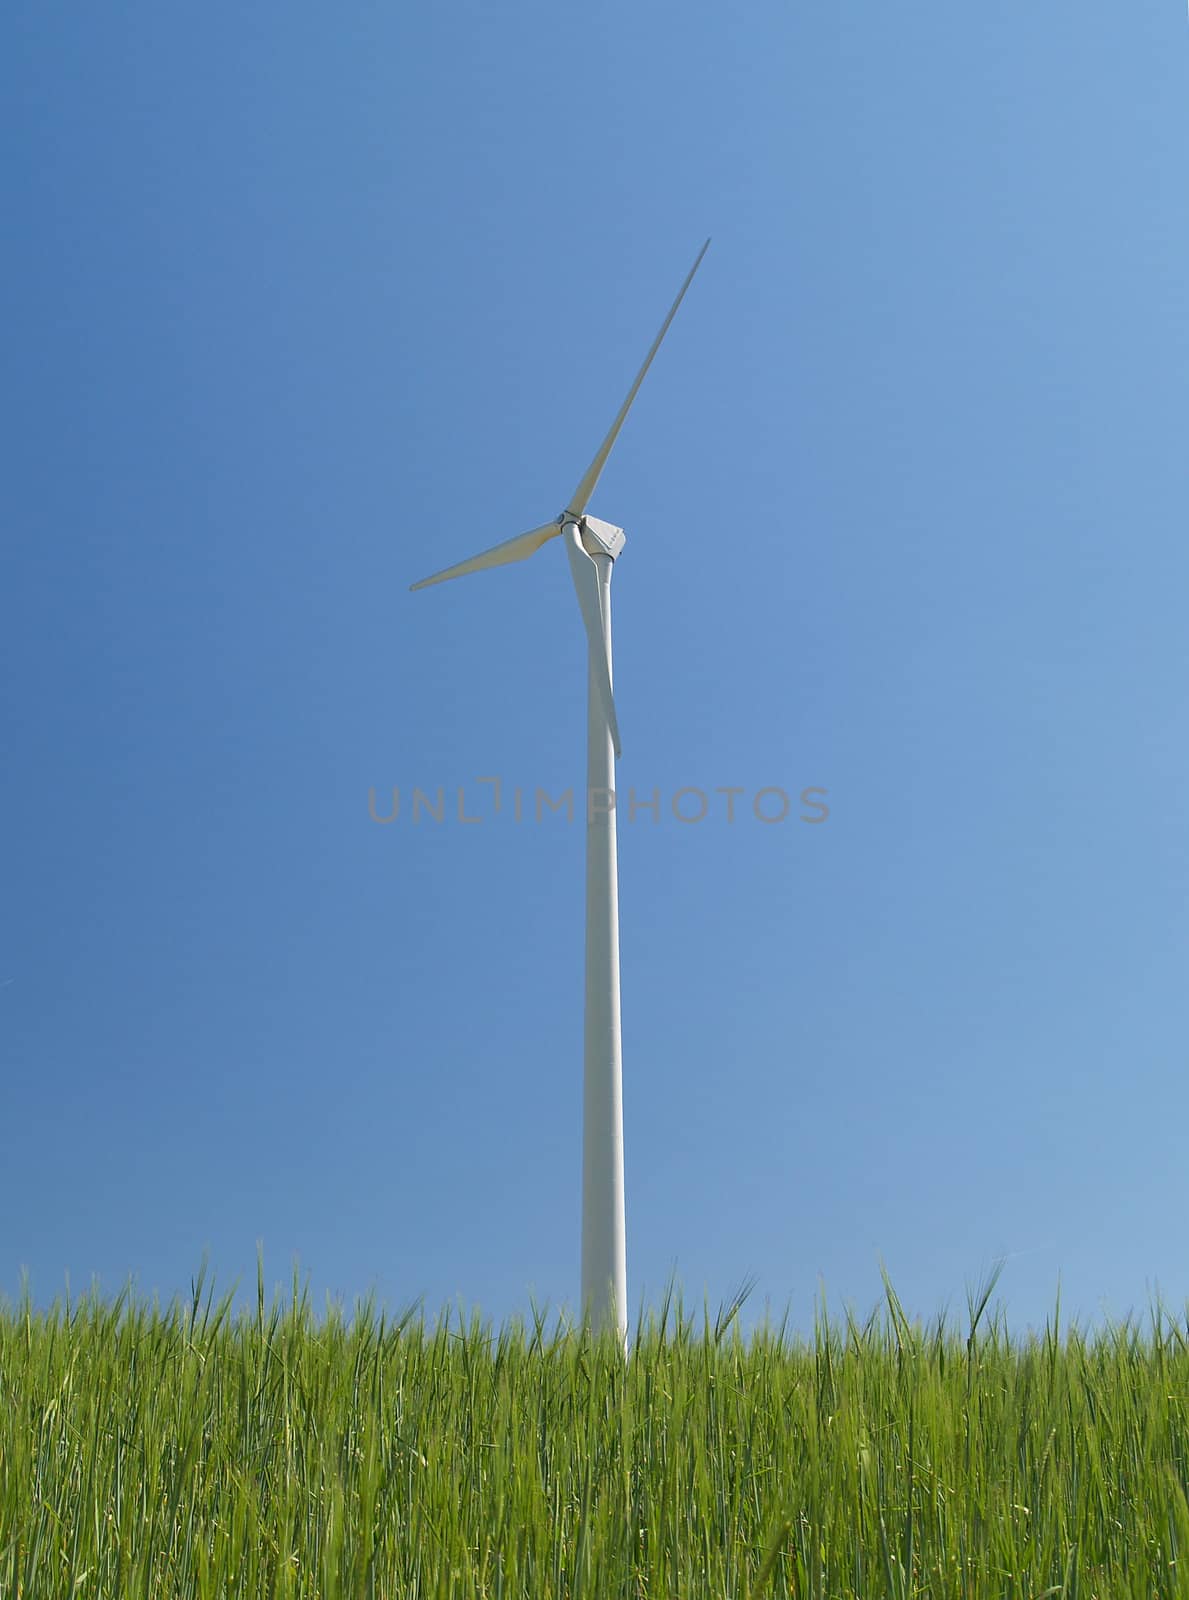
[3,0,1187,1339]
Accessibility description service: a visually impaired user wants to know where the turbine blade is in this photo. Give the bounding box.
[567,238,710,518]
[564,524,622,759]
[409,522,560,591]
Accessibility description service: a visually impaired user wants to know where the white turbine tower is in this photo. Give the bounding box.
[410,240,709,1342]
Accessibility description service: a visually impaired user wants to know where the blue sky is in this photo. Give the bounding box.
[3,0,1187,1339]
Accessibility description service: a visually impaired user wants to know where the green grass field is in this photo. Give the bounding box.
[5,1261,1189,1598]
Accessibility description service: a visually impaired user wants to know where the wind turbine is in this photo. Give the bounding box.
[410,240,709,1343]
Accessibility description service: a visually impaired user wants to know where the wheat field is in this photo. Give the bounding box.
[4,1261,1189,1598]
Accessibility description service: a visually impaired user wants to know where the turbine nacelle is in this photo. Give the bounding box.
[572,514,626,561]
